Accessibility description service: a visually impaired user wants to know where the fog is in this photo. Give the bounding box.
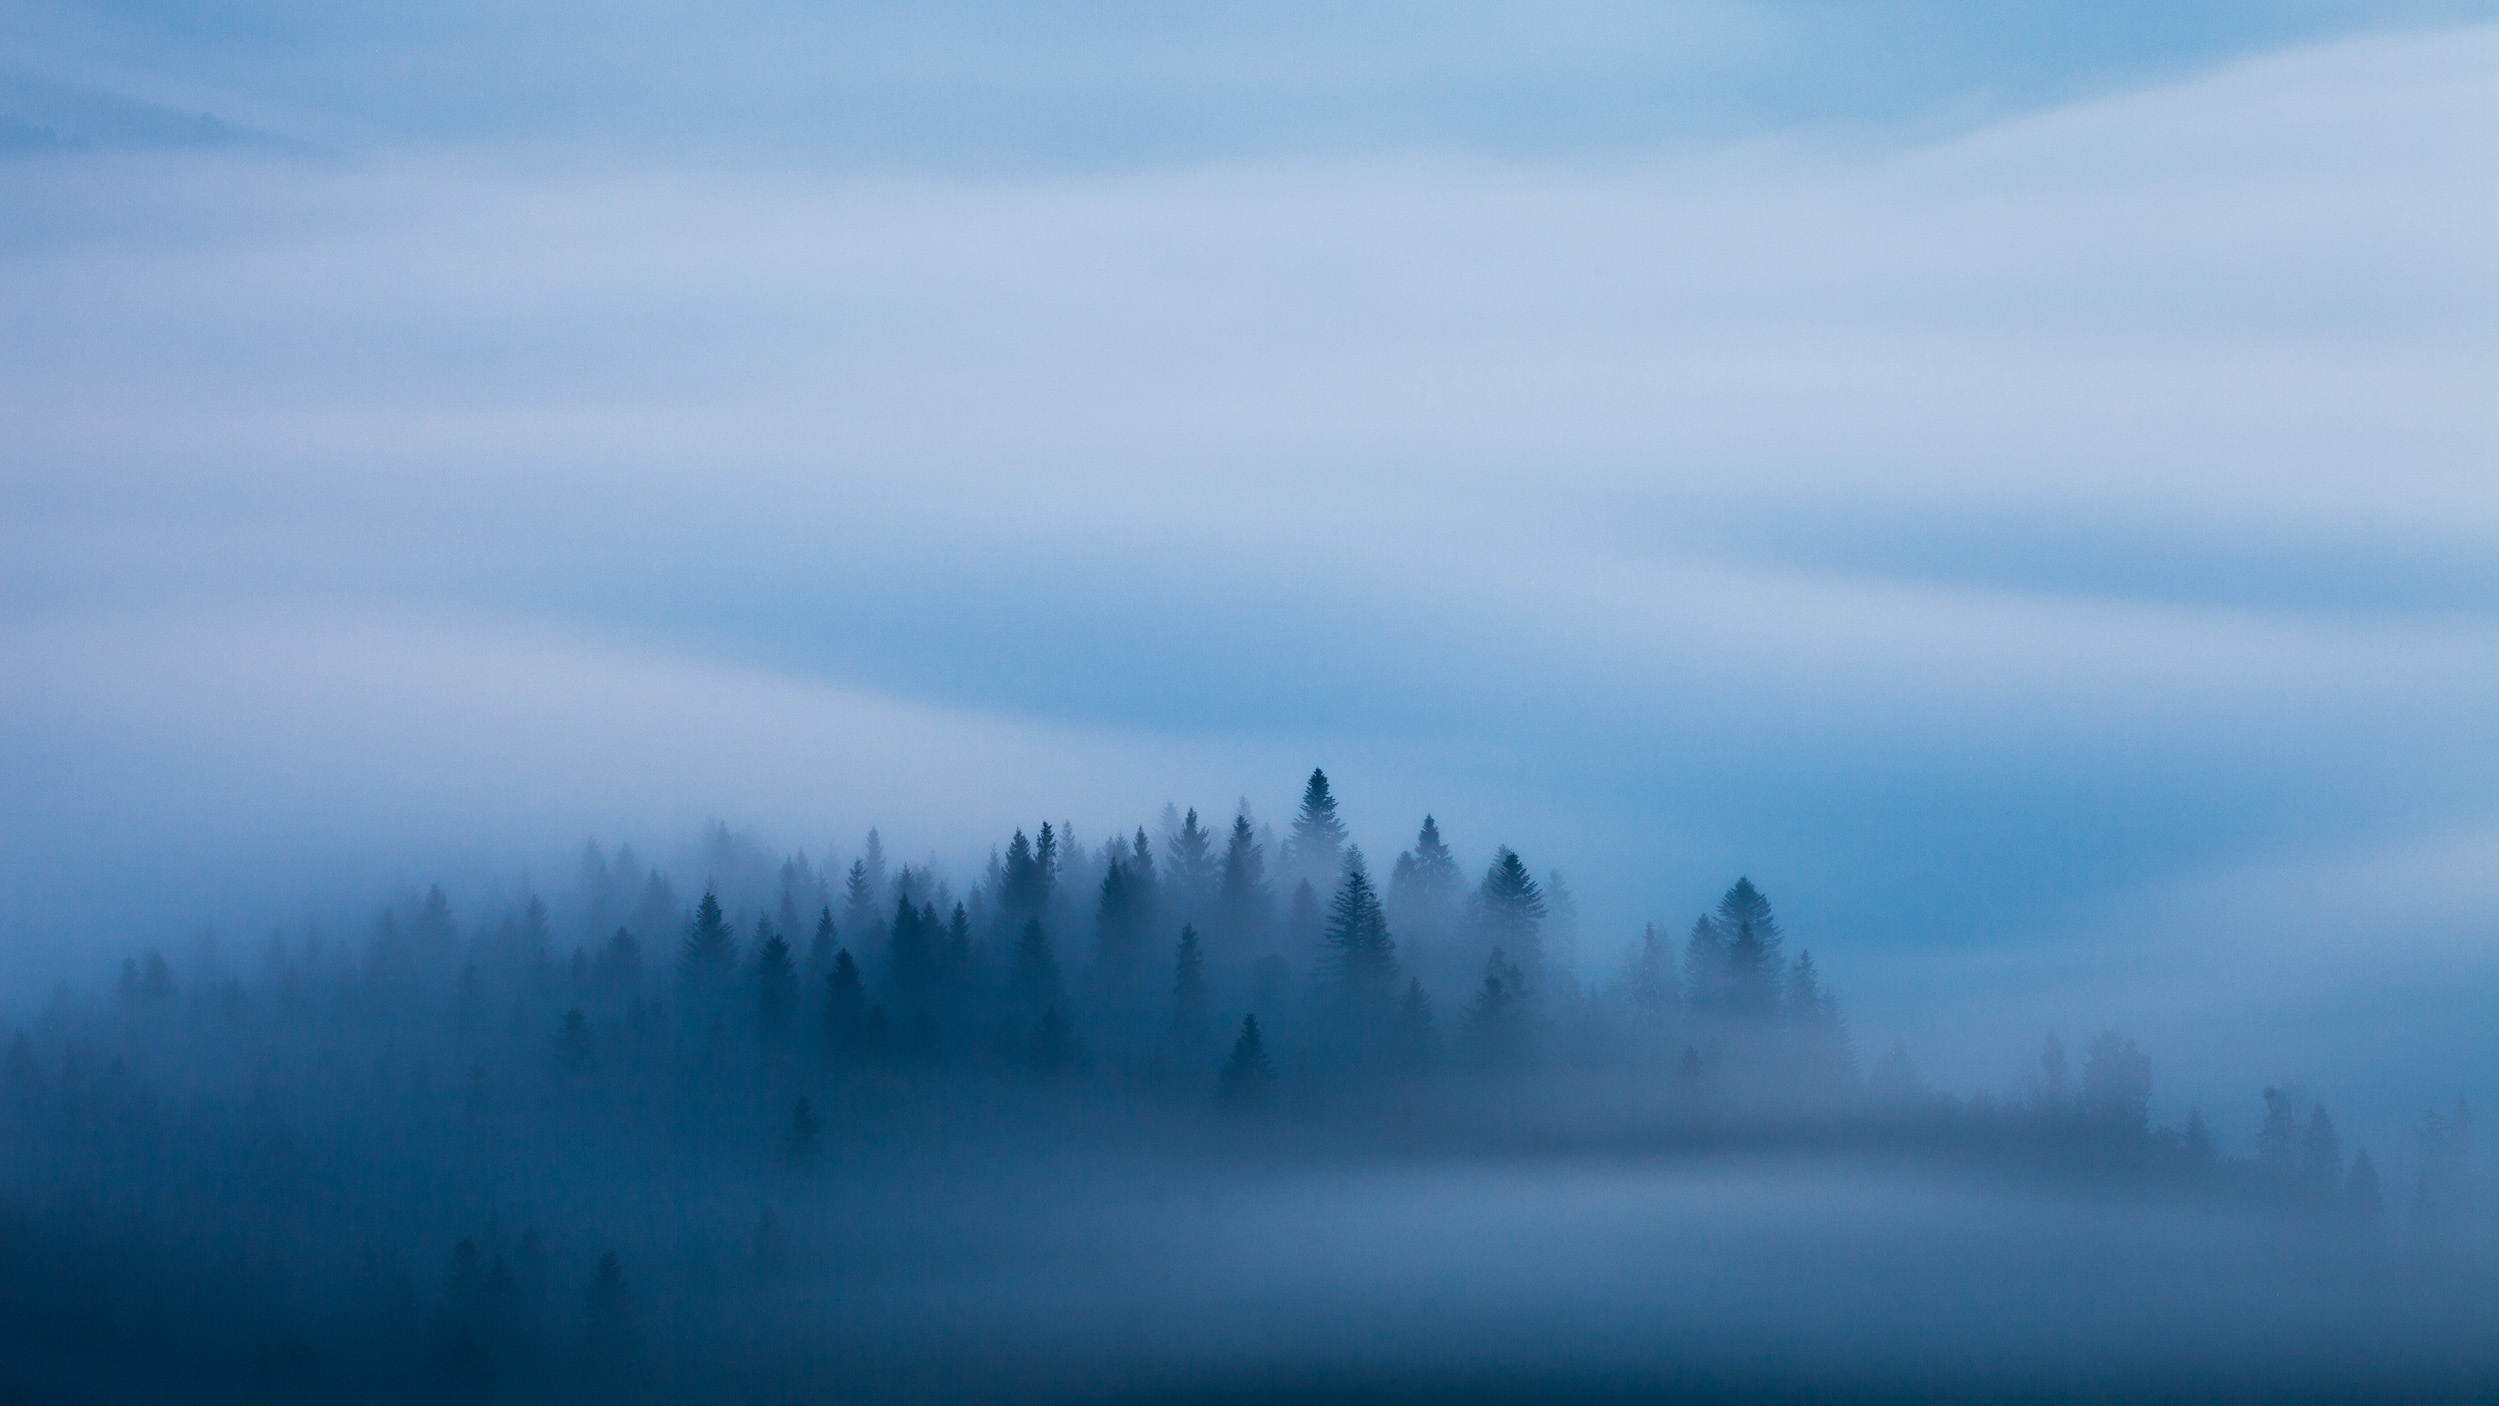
[2,776,2493,1400]
[6,2,2497,1399]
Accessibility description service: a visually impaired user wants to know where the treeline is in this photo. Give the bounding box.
[0,768,2484,1401]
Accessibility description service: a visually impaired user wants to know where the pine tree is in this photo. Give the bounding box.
[595,926,642,994]
[755,925,796,1039]
[1288,768,1349,888]
[808,908,837,972]
[1714,878,1783,1019]
[843,860,879,945]
[1173,925,1207,1031]
[1167,807,1216,923]
[1461,949,1527,1068]
[555,1008,592,1072]
[825,950,864,1054]
[944,902,973,978]
[1218,810,1270,944]
[1321,849,1397,984]
[1094,859,1140,978]
[888,896,935,996]
[1475,849,1547,986]
[1126,828,1160,936]
[681,889,737,988]
[1219,1014,1275,1105]
[2256,1087,2302,1184]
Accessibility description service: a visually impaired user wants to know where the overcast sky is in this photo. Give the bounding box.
[3,2,2494,1141]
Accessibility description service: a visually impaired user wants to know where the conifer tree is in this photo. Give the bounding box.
[1172,925,1208,1046]
[944,902,973,978]
[1288,768,1349,888]
[680,889,737,989]
[1218,811,1270,944]
[1126,828,1160,935]
[1461,949,1527,1068]
[596,926,643,995]
[755,924,796,1039]
[887,896,935,996]
[1475,849,1547,986]
[1166,808,1216,923]
[1094,859,1140,978]
[825,950,864,1054]
[1387,816,1462,949]
[1219,1014,1275,1105]
[1714,878,1784,1019]
[1321,850,1397,984]
[2184,1108,2216,1165]
[808,908,837,973]
[843,861,879,946]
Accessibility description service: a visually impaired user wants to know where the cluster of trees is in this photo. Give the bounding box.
[0,768,2485,1400]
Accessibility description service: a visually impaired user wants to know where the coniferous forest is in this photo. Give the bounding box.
[2,770,2491,1403]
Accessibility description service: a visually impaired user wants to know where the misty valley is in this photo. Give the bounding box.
[3,771,2490,1403]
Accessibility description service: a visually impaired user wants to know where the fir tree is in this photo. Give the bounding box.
[1475,849,1547,986]
[808,908,837,972]
[1166,807,1216,922]
[1218,1014,1275,1105]
[1321,849,1397,984]
[824,950,864,1054]
[1287,768,1349,887]
[680,889,737,988]
[1218,810,1271,944]
[755,924,796,1038]
[1173,925,1208,1033]
[843,860,879,945]
[1094,859,1140,978]
[1714,878,1784,1019]
[887,895,935,997]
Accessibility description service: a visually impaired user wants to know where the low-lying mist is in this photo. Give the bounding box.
[3,769,2489,1402]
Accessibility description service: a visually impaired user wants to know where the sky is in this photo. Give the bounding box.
[2,1,2495,1141]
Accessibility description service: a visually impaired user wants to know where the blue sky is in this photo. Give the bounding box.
[3,2,2495,1140]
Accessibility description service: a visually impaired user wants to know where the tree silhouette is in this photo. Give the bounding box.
[1219,1014,1275,1106]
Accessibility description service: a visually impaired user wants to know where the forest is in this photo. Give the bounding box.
[1,769,2489,1403]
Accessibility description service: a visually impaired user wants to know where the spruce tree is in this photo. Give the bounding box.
[755,925,796,1038]
[680,889,737,989]
[825,950,864,1054]
[808,908,837,973]
[1218,811,1270,944]
[888,896,934,996]
[1094,859,1139,978]
[1321,850,1397,984]
[1475,849,1547,985]
[1461,949,1527,1068]
[1395,977,1437,1071]
[1288,768,1349,888]
[1167,807,1216,922]
[1173,925,1208,1030]
[1714,878,1784,1019]
[1631,922,1676,1016]
[1219,1014,1275,1105]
